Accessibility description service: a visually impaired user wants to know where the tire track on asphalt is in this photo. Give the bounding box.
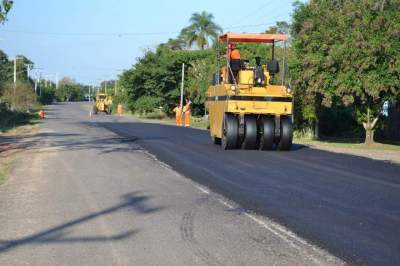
[180,197,222,266]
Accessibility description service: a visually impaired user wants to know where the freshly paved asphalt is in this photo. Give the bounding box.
[91,105,400,265]
[0,102,341,266]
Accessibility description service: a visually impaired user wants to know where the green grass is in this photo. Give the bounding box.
[295,138,400,152]
[0,115,41,186]
[190,116,208,129]
[3,122,41,135]
[125,112,209,129]
[0,161,10,185]
[0,110,40,134]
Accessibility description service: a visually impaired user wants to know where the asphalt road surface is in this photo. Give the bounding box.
[0,102,398,265]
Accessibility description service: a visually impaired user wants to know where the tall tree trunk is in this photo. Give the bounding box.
[313,119,320,140]
[363,107,379,145]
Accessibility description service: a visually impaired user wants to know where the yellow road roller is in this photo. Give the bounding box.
[206,33,293,150]
[93,93,113,115]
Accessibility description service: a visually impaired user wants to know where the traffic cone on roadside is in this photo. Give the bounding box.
[38,110,45,119]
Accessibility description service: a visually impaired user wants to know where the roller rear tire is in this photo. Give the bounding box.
[221,114,238,150]
[277,116,293,151]
[241,115,258,149]
[258,116,275,150]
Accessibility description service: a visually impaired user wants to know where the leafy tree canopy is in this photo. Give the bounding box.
[291,0,400,143]
[0,0,13,24]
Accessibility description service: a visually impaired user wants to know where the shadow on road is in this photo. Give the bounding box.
[1,132,142,155]
[0,192,164,253]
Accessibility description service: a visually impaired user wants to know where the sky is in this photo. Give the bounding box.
[1,0,298,85]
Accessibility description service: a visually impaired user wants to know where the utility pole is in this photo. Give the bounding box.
[26,65,30,79]
[55,73,59,90]
[13,58,17,109]
[34,79,38,97]
[180,63,185,108]
[39,73,42,96]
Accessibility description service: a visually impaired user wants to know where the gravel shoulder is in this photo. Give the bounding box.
[296,139,400,165]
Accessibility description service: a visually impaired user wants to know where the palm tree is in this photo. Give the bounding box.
[180,11,222,50]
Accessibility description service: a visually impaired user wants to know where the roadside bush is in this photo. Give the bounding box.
[134,96,164,114]
[0,102,38,132]
[39,86,56,105]
[140,110,166,120]
[1,82,38,112]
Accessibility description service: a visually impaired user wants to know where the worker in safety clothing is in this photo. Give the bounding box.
[182,98,192,127]
[228,43,241,83]
[229,43,241,60]
[173,105,183,126]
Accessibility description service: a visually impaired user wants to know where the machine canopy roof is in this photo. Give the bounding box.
[219,33,287,43]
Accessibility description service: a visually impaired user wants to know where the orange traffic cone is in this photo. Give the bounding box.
[38,110,45,119]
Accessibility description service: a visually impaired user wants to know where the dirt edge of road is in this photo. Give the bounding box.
[0,123,41,186]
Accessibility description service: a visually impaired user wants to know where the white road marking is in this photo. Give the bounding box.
[195,185,210,195]
[217,199,234,209]
[216,196,331,265]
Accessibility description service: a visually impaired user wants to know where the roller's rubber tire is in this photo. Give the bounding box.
[258,116,275,150]
[277,116,293,151]
[92,106,98,115]
[106,106,112,115]
[221,114,238,150]
[241,115,258,149]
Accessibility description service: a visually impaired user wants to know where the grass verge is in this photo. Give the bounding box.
[0,160,10,185]
[0,118,41,186]
[125,112,209,129]
[295,138,400,152]
[0,109,40,133]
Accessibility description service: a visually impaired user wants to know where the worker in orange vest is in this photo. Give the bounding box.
[229,43,241,60]
[228,43,241,83]
[183,98,192,127]
[117,103,123,116]
[173,105,183,126]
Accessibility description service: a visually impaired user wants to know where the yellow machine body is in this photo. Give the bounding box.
[207,82,293,139]
[94,93,113,114]
[206,32,293,150]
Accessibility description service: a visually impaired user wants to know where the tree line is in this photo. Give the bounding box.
[116,1,400,143]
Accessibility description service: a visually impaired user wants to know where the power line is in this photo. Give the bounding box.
[1,21,279,38]
[226,2,275,28]
[0,29,180,37]
[223,22,276,31]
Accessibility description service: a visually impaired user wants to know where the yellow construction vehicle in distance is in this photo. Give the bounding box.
[206,33,293,151]
[93,93,113,115]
